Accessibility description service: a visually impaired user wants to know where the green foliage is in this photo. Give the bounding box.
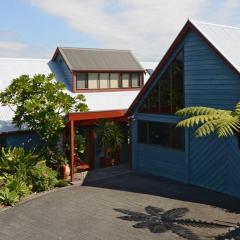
[5,175,31,198]
[176,102,240,138]
[96,119,123,156]
[0,147,39,181]
[0,147,58,206]
[0,187,19,206]
[42,146,68,170]
[31,161,58,192]
[0,74,88,145]
[56,179,69,188]
[65,129,86,158]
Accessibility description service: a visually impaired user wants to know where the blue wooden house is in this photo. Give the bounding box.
[127,20,240,198]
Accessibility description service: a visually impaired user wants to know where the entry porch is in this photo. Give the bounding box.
[65,109,129,182]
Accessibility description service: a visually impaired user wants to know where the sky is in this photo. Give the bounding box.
[0,0,240,61]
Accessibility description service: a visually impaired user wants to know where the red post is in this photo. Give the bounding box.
[70,120,75,182]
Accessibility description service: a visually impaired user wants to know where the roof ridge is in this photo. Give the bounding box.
[58,47,131,52]
[189,19,240,30]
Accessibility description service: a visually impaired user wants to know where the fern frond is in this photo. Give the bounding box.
[176,106,231,117]
[194,120,218,137]
[235,101,240,115]
[194,116,240,138]
[216,116,240,137]
[176,115,223,128]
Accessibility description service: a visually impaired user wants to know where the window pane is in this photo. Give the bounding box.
[76,73,87,89]
[172,125,185,150]
[99,73,109,88]
[88,73,98,89]
[131,73,140,87]
[149,122,170,147]
[159,69,171,114]
[110,73,119,88]
[172,51,184,112]
[138,49,184,115]
[122,73,130,88]
[148,83,159,113]
[138,121,148,143]
[139,98,148,113]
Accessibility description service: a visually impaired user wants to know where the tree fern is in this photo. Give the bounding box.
[176,102,240,139]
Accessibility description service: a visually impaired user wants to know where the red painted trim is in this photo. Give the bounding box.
[73,87,142,93]
[75,117,126,126]
[126,20,240,116]
[70,120,75,182]
[74,72,144,93]
[72,71,77,93]
[67,109,126,122]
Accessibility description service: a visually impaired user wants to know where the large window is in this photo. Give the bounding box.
[76,72,141,90]
[138,121,185,151]
[139,50,184,114]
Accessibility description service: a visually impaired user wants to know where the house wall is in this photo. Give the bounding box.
[131,29,240,198]
[4,132,42,150]
[184,30,240,197]
[55,53,72,91]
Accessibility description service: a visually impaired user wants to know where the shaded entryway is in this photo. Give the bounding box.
[0,172,240,240]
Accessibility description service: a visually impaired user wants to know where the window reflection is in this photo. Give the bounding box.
[139,50,184,115]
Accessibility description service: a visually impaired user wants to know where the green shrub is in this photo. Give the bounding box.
[56,179,69,188]
[0,187,19,206]
[31,161,58,192]
[6,175,31,198]
[0,147,39,181]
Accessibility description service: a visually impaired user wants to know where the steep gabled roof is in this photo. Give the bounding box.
[127,19,240,116]
[52,47,144,72]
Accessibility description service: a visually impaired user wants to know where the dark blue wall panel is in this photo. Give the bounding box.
[6,132,42,150]
[131,29,240,198]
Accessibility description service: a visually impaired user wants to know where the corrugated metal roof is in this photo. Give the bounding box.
[57,47,144,71]
[0,58,154,133]
[191,19,240,73]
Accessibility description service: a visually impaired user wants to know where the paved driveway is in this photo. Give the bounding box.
[0,172,240,240]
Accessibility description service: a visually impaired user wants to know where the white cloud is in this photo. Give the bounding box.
[0,31,52,59]
[10,1,240,60]
[0,41,27,57]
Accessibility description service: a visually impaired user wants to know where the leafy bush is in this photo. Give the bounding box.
[31,161,58,192]
[56,179,69,188]
[0,147,58,206]
[0,187,19,206]
[0,147,39,181]
[6,175,31,198]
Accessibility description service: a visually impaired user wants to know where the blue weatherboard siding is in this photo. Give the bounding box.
[185,30,240,198]
[132,29,240,198]
[55,53,72,91]
[6,132,42,150]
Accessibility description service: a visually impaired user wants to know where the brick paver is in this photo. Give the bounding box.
[0,172,240,240]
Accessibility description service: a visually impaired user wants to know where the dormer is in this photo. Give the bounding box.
[52,47,145,93]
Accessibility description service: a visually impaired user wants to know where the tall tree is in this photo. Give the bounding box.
[0,74,88,145]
